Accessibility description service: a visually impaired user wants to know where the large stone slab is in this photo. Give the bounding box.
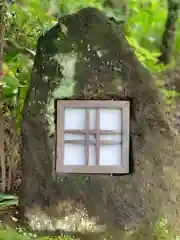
[19,7,180,239]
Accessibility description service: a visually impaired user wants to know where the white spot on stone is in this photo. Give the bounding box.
[60,24,68,35]
[96,51,102,57]
[53,52,77,79]
[87,44,91,51]
[44,76,49,82]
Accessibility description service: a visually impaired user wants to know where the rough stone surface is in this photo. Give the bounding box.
[19,7,180,239]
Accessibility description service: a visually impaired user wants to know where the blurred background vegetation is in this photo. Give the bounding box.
[0,0,180,239]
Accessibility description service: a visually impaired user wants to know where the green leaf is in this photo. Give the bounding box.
[2,75,19,88]
[4,52,19,62]
[0,200,18,210]
[3,85,18,98]
[0,194,18,200]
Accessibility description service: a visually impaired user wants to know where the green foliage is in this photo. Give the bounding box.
[126,35,165,73]
[0,194,18,211]
[5,0,56,48]
[50,0,102,16]
[154,217,178,240]
[126,0,173,72]
[0,228,73,240]
[0,229,32,240]
[127,0,167,51]
[3,0,57,129]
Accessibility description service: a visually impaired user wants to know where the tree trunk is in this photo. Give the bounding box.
[158,0,180,65]
[0,0,6,193]
[0,0,5,99]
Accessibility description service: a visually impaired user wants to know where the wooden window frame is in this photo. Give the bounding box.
[56,100,130,174]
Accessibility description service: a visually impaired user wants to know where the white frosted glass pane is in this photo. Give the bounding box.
[89,109,96,130]
[64,134,84,140]
[64,144,85,165]
[99,145,121,165]
[64,108,85,130]
[100,134,121,141]
[100,109,121,131]
[89,145,96,165]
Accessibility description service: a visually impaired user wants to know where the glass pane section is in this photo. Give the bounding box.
[64,134,85,141]
[99,145,121,165]
[64,108,85,130]
[100,109,121,131]
[100,134,121,142]
[89,109,96,130]
[64,144,85,165]
[88,145,96,165]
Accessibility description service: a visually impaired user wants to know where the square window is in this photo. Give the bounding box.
[56,100,130,174]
